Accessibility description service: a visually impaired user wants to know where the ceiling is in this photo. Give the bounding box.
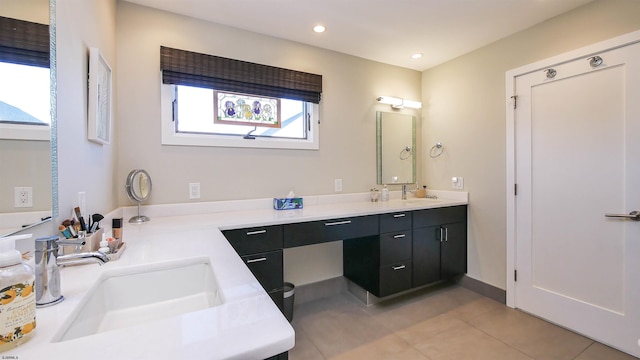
[123,0,594,71]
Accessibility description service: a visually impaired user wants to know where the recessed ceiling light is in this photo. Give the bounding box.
[313,25,326,33]
[411,53,423,59]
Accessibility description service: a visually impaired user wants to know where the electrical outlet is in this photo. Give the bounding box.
[334,179,343,193]
[189,183,201,199]
[451,177,464,190]
[14,187,33,208]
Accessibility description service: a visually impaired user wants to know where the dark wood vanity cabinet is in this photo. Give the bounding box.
[223,225,284,308]
[412,206,467,287]
[344,212,413,297]
[345,206,467,297]
[224,206,465,359]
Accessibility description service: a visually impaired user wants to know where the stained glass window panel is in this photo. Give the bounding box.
[215,91,280,128]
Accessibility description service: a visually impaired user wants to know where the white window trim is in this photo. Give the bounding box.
[0,123,50,141]
[160,81,320,150]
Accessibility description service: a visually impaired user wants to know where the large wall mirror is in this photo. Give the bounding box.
[0,0,57,236]
[376,111,416,185]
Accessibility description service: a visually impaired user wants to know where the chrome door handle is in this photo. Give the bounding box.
[605,211,640,221]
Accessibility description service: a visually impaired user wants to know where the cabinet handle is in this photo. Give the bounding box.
[392,265,406,270]
[393,234,406,239]
[246,230,267,236]
[444,227,448,242]
[439,228,444,242]
[393,213,406,218]
[324,220,352,226]
[246,257,267,263]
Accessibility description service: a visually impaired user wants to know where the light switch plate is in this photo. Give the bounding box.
[189,183,201,199]
[334,179,343,193]
[451,177,464,190]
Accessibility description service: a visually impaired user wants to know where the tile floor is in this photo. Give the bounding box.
[288,283,638,360]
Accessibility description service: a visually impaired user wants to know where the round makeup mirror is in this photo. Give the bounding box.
[125,169,152,223]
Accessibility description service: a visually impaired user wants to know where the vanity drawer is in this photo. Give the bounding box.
[379,212,412,233]
[284,215,378,248]
[380,230,412,265]
[378,260,412,297]
[241,250,283,292]
[413,205,467,228]
[223,225,283,256]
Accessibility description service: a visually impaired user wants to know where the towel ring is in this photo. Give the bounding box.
[399,146,412,160]
[429,142,443,158]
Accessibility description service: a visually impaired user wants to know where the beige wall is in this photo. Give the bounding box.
[55,0,118,226]
[0,140,51,213]
[421,0,640,290]
[2,0,49,24]
[115,2,422,207]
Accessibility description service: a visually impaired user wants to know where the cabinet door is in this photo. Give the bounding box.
[441,222,467,279]
[412,226,441,287]
[242,250,283,292]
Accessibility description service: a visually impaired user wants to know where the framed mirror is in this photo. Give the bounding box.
[0,0,57,236]
[376,111,416,185]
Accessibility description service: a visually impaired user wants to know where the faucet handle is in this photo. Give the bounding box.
[57,239,86,247]
[35,236,86,253]
[35,236,60,252]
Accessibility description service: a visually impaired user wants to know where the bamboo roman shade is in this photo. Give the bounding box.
[0,16,49,68]
[160,46,322,104]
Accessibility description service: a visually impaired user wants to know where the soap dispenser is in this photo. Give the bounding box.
[381,185,389,202]
[0,235,36,352]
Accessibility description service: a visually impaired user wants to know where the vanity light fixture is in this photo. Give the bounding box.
[377,96,422,109]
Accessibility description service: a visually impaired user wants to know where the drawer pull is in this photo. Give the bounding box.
[393,234,406,239]
[246,257,267,264]
[393,213,406,218]
[324,220,352,226]
[246,229,267,236]
[392,265,406,271]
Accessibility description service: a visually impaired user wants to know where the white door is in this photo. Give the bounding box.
[513,41,640,356]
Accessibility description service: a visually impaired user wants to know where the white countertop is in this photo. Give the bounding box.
[9,191,467,360]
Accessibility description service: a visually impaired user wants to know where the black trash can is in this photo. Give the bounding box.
[283,282,295,322]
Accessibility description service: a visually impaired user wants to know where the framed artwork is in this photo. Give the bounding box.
[88,47,112,145]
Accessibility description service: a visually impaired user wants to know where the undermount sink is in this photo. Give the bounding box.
[401,197,442,204]
[54,257,223,342]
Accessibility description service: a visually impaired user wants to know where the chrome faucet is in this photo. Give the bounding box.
[35,236,109,307]
[402,184,408,200]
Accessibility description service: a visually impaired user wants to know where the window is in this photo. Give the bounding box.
[159,47,322,150]
[0,16,50,141]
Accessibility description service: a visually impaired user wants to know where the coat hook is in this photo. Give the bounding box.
[544,68,557,79]
[588,56,603,68]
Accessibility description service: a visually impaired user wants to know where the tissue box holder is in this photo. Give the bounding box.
[273,197,303,210]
